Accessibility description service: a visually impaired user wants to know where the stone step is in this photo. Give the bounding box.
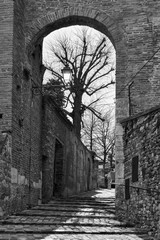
[65,196,115,201]
[11,212,116,218]
[32,207,115,213]
[32,206,115,212]
[0,190,150,239]
[0,221,131,228]
[0,233,151,240]
[1,217,123,226]
[38,203,115,210]
[16,210,115,217]
[51,199,115,204]
[49,201,115,207]
[0,224,147,235]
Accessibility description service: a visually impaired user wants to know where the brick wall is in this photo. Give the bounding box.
[0,134,12,217]
[42,96,97,203]
[22,1,160,216]
[1,0,160,216]
[23,0,160,113]
[119,106,160,239]
[0,0,14,131]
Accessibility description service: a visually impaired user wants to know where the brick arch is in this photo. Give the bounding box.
[25,8,128,200]
[26,7,128,99]
[26,7,124,57]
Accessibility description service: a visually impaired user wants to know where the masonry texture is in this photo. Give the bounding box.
[0,0,160,225]
[42,96,98,203]
[120,106,160,239]
[0,189,150,240]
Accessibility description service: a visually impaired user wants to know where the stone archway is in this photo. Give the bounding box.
[1,0,160,225]
[0,1,131,215]
[25,10,128,208]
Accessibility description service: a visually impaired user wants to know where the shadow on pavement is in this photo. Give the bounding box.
[0,188,150,240]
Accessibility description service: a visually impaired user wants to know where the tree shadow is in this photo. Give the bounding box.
[0,189,149,240]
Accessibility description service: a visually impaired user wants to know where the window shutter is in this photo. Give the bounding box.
[125,178,130,200]
[132,156,139,182]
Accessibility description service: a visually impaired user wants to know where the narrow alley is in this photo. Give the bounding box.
[0,189,150,240]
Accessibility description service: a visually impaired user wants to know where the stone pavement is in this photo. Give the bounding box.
[0,189,151,240]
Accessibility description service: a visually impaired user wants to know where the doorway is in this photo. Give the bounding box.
[53,139,64,197]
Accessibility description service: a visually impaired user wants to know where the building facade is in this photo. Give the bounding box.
[119,106,160,239]
[0,1,160,234]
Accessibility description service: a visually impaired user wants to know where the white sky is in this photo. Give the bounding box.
[42,25,116,116]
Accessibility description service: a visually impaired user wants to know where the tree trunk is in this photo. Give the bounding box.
[103,159,106,187]
[90,114,94,150]
[103,152,107,187]
[90,130,93,150]
[73,92,82,137]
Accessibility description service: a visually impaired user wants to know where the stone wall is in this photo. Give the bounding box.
[0,130,42,218]
[118,105,160,239]
[0,133,12,218]
[42,96,98,203]
[1,0,160,219]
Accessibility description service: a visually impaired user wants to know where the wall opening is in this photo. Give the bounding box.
[43,25,116,193]
[26,14,123,204]
[53,139,64,197]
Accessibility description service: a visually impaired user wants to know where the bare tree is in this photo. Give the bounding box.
[94,111,115,185]
[43,27,115,136]
[82,106,115,182]
[81,111,98,151]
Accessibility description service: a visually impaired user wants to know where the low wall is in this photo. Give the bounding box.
[118,105,160,239]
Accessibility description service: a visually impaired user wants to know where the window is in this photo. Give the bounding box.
[125,178,130,200]
[132,156,139,182]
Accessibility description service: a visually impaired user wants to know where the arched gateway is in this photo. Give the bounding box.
[0,0,160,220]
[25,8,127,208]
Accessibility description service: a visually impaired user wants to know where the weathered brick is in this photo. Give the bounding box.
[0,1,160,228]
[42,96,98,202]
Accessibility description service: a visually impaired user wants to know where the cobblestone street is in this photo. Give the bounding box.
[0,189,150,240]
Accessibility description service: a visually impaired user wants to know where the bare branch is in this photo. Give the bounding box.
[86,80,115,96]
[43,64,63,81]
[84,66,114,91]
[43,26,115,136]
[82,104,105,122]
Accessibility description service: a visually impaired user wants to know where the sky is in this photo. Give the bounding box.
[42,25,116,118]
